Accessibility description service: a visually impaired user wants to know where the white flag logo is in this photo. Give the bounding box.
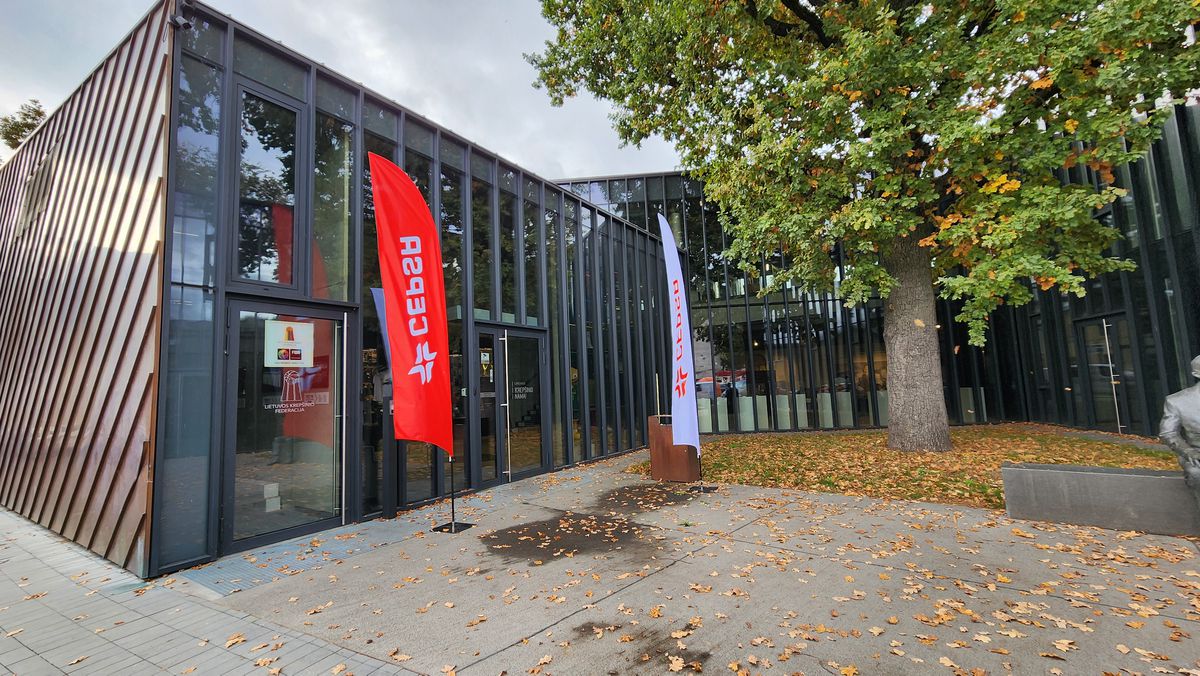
[658,214,701,456]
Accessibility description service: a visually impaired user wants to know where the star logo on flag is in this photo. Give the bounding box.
[409,341,438,384]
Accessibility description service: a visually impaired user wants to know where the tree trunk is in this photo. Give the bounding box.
[882,235,952,451]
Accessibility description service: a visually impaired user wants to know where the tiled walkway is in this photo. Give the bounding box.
[0,512,405,675]
[4,450,1200,674]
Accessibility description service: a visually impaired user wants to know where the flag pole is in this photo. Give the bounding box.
[434,449,471,533]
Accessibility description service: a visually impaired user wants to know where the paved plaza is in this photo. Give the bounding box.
[2,451,1199,674]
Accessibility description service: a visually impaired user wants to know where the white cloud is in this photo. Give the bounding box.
[0,0,681,176]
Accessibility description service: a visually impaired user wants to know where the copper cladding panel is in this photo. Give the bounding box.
[647,416,701,483]
[0,2,171,576]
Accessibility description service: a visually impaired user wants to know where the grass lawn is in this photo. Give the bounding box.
[627,423,1179,509]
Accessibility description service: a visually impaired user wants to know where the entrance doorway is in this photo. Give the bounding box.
[476,327,551,486]
[223,300,345,551]
[1076,316,1137,434]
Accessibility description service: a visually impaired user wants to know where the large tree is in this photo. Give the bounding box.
[529,0,1198,450]
[0,99,45,150]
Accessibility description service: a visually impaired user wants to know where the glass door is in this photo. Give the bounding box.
[1077,316,1133,434]
[504,331,549,478]
[476,327,550,485]
[224,300,345,549]
[477,330,502,485]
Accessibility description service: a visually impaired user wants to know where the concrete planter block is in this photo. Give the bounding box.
[1002,463,1200,537]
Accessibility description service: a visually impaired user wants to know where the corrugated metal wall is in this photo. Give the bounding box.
[0,1,171,576]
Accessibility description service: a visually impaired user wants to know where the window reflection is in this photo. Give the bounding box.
[313,113,353,300]
[360,132,395,515]
[237,92,296,285]
[233,311,342,540]
[474,178,496,320]
[174,56,221,286]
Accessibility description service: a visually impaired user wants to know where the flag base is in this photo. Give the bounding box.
[432,521,475,533]
[433,455,472,533]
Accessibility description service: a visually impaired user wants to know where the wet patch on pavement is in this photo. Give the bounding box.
[479,510,666,565]
[570,620,713,674]
[593,482,696,514]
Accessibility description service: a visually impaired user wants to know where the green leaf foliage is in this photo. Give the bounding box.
[529,1,1199,344]
[0,99,46,150]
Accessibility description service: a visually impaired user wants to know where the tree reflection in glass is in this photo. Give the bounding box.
[237,92,295,285]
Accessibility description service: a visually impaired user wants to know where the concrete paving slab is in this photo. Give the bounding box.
[206,450,1200,674]
[5,448,1200,674]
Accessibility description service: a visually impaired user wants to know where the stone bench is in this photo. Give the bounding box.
[1002,463,1200,537]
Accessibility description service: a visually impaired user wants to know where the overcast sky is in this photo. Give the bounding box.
[0,0,681,177]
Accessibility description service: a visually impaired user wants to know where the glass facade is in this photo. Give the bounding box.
[153,6,665,575]
[152,4,1198,576]
[569,134,1200,440]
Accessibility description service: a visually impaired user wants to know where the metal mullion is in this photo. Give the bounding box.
[1148,133,1195,388]
[393,109,407,507]
[209,14,239,559]
[624,224,633,451]
[298,63,315,299]
[632,233,648,445]
[537,183,550,331]
[591,210,608,455]
[940,298,963,424]
[605,219,622,450]
[429,129,444,496]
[756,255,777,430]
[459,143,479,488]
[741,263,759,430]
[699,208,719,431]
[718,225,738,431]
[515,176,527,325]
[150,26,186,574]
[1005,309,1032,422]
[1183,111,1200,359]
[573,202,591,460]
[834,253,859,428]
[543,185,564,461]
[967,327,986,423]
[777,252,801,430]
[840,301,859,428]
[1052,295,1079,427]
[819,294,840,428]
[624,225,643,449]
[550,191,571,462]
[861,299,880,428]
[1120,155,1172,424]
[341,86,364,522]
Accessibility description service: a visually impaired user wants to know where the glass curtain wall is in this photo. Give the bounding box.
[359,112,397,516]
[574,115,1199,437]
[158,4,665,576]
[158,15,224,567]
[568,173,999,433]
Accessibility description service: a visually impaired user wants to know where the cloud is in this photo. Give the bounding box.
[0,0,680,176]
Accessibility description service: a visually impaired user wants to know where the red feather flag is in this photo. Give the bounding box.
[369,152,453,456]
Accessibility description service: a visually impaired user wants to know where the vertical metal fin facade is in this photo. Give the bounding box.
[0,2,171,576]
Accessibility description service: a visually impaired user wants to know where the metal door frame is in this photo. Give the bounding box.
[475,324,551,485]
[220,298,348,554]
[1075,315,1130,434]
